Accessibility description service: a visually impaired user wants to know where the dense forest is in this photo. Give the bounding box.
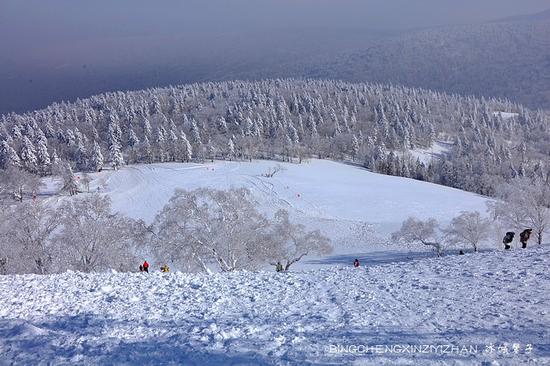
[0,79,549,197]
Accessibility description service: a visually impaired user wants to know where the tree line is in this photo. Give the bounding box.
[0,188,331,275]
[0,79,548,200]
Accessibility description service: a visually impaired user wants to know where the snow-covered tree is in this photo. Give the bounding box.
[1,201,61,274]
[152,188,272,272]
[444,211,491,252]
[392,217,443,256]
[20,136,37,173]
[0,140,21,169]
[0,166,41,202]
[91,141,104,172]
[180,131,192,162]
[35,136,51,174]
[54,194,138,272]
[109,139,124,170]
[351,135,360,161]
[53,160,79,195]
[227,136,235,161]
[267,209,332,271]
[492,177,550,245]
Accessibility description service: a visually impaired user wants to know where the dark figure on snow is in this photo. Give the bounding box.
[520,229,532,249]
[142,260,149,273]
[353,259,360,268]
[139,265,143,272]
[276,262,283,272]
[459,250,465,255]
[161,264,169,273]
[503,232,515,250]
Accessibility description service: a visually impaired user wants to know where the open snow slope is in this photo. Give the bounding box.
[1,246,548,365]
[88,159,489,264]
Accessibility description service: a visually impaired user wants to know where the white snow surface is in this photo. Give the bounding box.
[85,159,489,263]
[1,246,549,365]
[408,141,451,165]
[493,111,519,120]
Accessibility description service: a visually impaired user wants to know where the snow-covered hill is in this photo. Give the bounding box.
[1,245,548,365]
[87,159,490,266]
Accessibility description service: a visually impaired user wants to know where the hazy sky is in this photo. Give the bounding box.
[1,0,549,114]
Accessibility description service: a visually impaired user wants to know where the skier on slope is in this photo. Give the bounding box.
[276,262,283,272]
[353,259,360,268]
[142,260,149,273]
[161,264,170,273]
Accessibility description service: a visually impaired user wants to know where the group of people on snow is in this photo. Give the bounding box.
[139,260,170,273]
[502,229,532,250]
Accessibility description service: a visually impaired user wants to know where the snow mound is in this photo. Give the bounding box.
[1,246,549,365]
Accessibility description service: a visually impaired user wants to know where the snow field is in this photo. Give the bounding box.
[1,246,548,365]
[86,159,490,265]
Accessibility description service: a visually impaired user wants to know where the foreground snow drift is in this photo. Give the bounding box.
[1,247,549,365]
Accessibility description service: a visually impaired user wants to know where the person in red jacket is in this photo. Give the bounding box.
[143,260,149,273]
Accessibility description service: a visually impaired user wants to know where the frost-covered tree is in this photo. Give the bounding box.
[155,126,166,162]
[141,135,153,163]
[0,140,21,169]
[351,135,360,161]
[35,137,51,175]
[392,217,443,256]
[206,138,216,162]
[74,137,87,170]
[492,177,550,245]
[227,136,235,161]
[109,139,124,170]
[267,209,332,271]
[80,172,91,193]
[0,166,41,202]
[54,194,138,272]
[20,136,37,173]
[53,160,79,195]
[127,127,140,163]
[444,211,491,252]
[152,188,273,272]
[179,131,192,162]
[1,201,61,274]
[91,141,104,172]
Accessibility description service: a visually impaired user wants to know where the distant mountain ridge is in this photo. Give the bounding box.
[493,7,550,23]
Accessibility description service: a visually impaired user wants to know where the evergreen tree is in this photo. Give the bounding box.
[227,136,235,161]
[109,140,124,170]
[20,136,38,173]
[35,136,51,174]
[91,141,104,172]
[0,140,21,169]
[180,131,192,162]
[351,135,360,161]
